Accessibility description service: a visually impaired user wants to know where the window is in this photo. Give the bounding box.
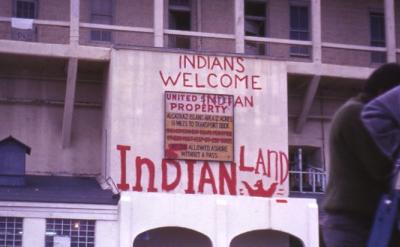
[0,217,23,247]
[14,0,37,19]
[245,0,267,55]
[370,12,386,64]
[90,0,113,43]
[289,146,326,193]
[11,0,37,41]
[169,0,192,49]
[45,219,95,247]
[289,4,310,57]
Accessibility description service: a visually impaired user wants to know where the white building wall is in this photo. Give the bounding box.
[95,220,119,247]
[22,218,46,247]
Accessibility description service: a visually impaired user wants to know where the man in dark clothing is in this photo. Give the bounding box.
[362,85,400,246]
[321,63,400,247]
[362,85,400,162]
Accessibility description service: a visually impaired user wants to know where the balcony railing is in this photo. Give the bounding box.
[289,168,327,194]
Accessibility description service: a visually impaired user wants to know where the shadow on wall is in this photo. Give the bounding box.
[133,227,304,247]
[133,227,212,247]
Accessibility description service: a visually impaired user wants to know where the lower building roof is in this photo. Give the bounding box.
[0,175,119,205]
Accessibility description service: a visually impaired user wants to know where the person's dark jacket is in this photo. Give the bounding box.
[323,95,392,217]
[362,85,400,162]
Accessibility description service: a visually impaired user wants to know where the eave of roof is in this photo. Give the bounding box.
[0,175,119,205]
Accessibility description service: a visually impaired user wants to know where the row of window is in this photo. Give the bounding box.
[10,0,386,62]
[0,217,95,247]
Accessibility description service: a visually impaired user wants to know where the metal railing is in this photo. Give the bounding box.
[289,168,327,194]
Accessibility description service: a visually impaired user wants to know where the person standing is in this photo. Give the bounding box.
[362,85,400,162]
[321,63,400,247]
[361,85,400,247]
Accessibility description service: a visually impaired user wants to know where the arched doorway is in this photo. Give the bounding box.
[133,227,212,247]
[230,229,304,247]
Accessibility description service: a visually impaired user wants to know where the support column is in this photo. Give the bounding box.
[154,0,164,47]
[311,0,322,63]
[234,0,245,53]
[384,0,396,62]
[70,0,80,45]
[22,218,46,247]
[62,58,78,148]
[295,75,321,134]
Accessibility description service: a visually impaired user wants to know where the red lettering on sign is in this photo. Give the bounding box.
[162,159,181,192]
[116,145,131,191]
[198,161,217,194]
[132,157,158,192]
[255,148,267,176]
[279,151,289,184]
[160,71,181,86]
[239,145,254,172]
[184,160,196,194]
[114,144,289,197]
[219,162,237,195]
[267,150,279,181]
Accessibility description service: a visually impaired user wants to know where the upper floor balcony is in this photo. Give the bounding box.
[0,0,399,78]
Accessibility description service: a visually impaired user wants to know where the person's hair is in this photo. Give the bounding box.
[362,63,400,100]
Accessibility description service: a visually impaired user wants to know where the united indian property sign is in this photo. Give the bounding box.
[106,50,289,197]
[165,91,234,162]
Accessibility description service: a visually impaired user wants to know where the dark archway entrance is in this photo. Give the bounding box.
[133,227,212,247]
[230,229,304,247]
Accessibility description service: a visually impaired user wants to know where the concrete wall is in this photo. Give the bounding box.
[1,0,396,67]
[106,49,289,197]
[0,56,104,176]
[322,0,383,66]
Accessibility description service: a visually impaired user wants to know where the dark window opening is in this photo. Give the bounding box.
[170,11,191,31]
[290,5,310,58]
[245,0,267,55]
[370,12,386,64]
[169,0,192,49]
[0,217,23,247]
[289,146,326,193]
[45,219,95,247]
[170,0,190,7]
[90,0,113,43]
[15,0,36,19]
[245,1,266,18]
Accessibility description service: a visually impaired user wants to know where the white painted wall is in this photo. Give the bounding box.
[119,192,318,247]
[22,218,46,247]
[105,49,289,197]
[96,220,119,247]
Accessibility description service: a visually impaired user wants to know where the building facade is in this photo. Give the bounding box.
[0,0,398,246]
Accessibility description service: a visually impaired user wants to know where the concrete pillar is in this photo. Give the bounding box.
[154,0,164,47]
[61,58,78,148]
[384,0,396,62]
[70,0,80,45]
[311,0,322,63]
[22,218,46,247]
[234,0,245,53]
